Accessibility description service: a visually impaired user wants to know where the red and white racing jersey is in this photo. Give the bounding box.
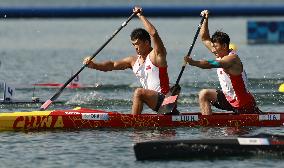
[216,52,255,108]
[132,55,170,95]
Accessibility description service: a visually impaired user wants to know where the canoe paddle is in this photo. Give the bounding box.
[158,16,205,114]
[40,12,137,111]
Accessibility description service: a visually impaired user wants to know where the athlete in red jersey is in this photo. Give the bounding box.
[83,6,170,115]
[184,10,260,115]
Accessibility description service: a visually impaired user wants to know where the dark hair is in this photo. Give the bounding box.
[130,28,151,44]
[211,31,230,46]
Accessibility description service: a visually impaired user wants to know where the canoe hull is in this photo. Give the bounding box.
[0,107,283,131]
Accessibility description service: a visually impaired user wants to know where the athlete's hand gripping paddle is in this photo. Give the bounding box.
[40,11,137,111]
[157,15,206,114]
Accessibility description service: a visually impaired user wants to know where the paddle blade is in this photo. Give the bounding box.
[161,95,178,106]
[40,99,52,111]
[157,84,181,114]
[157,95,178,115]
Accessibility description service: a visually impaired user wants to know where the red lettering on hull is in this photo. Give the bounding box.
[13,115,62,130]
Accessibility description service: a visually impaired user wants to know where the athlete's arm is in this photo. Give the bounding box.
[184,54,239,70]
[83,56,135,72]
[200,10,213,52]
[184,56,217,69]
[134,6,167,67]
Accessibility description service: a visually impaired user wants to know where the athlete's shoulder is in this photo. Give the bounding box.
[124,55,139,67]
[223,52,239,61]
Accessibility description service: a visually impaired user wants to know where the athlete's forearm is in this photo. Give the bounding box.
[89,61,115,72]
[200,17,210,42]
[193,60,211,69]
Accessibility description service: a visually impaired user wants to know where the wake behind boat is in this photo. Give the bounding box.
[33,82,100,89]
[33,74,101,89]
[0,99,65,105]
[0,82,65,105]
[0,107,283,131]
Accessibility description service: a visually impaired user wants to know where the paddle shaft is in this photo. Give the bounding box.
[157,16,206,114]
[172,16,205,94]
[41,12,137,110]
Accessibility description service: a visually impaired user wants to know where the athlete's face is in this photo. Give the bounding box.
[131,38,150,55]
[211,42,228,58]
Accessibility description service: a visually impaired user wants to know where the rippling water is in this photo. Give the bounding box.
[0,13,284,168]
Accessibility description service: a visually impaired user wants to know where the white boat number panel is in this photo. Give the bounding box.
[172,115,199,122]
[82,113,109,121]
[237,138,269,145]
[259,114,280,121]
